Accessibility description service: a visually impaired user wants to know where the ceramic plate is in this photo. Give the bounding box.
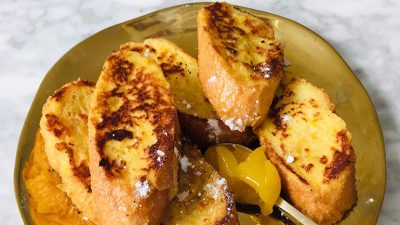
[14,2,386,224]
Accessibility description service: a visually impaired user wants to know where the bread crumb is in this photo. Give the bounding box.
[194,171,202,176]
[135,180,150,198]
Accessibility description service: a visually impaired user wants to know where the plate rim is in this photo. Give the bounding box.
[13,2,386,224]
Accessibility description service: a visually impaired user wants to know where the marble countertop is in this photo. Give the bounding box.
[1,0,399,224]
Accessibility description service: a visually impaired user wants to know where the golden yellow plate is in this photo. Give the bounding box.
[14,2,386,225]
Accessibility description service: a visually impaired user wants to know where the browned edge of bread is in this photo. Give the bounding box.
[197,2,284,131]
[265,147,356,225]
[178,112,256,150]
[88,43,179,225]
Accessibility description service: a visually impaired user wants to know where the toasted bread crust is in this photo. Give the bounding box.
[258,77,356,224]
[39,79,97,222]
[198,2,283,131]
[265,148,356,224]
[143,38,256,149]
[23,132,95,225]
[89,43,179,225]
[24,132,238,225]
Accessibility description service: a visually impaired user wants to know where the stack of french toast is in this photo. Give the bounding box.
[23,2,356,225]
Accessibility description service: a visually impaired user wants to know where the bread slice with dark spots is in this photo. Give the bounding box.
[39,79,97,223]
[142,38,255,149]
[198,2,284,132]
[257,76,356,225]
[88,42,180,225]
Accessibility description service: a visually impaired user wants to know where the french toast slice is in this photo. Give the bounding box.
[88,42,180,225]
[198,2,284,132]
[24,132,239,225]
[143,38,255,148]
[23,132,94,225]
[39,79,97,222]
[162,141,239,225]
[257,77,356,224]
[143,38,215,120]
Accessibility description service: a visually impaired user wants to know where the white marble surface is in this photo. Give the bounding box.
[0,0,399,224]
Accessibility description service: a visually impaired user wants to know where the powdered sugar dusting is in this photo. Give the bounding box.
[182,100,192,109]
[205,178,227,200]
[179,155,192,172]
[174,146,179,157]
[224,118,243,131]
[156,150,165,157]
[225,190,235,217]
[177,191,189,201]
[282,114,291,122]
[207,119,222,141]
[286,155,295,164]
[207,75,217,83]
[156,149,165,164]
[217,177,227,186]
[144,48,150,58]
[135,180,150,198]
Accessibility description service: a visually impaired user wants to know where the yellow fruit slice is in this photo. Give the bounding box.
[205,144,281,214]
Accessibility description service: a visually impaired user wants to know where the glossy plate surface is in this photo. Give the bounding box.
[14,2,386,225]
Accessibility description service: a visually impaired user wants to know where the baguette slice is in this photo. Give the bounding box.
[163,141,239,225]
[89,43,179,225]
[39,79,97,222]
[23,131,94,225]
[143,38,256,148]
[24,132,238,225]
[257,77,356,225]
[198,2,284,132]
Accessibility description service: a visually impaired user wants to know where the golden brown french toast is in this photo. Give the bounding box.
[143,38,255,148]
[39,79,97,222]
[257,77,356,224]
[162,141,239,225]
[143,38,215,119]
[198,2,284,132]
[24,131,239,225]
[23,132,94,225]
[88,42,179,225]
